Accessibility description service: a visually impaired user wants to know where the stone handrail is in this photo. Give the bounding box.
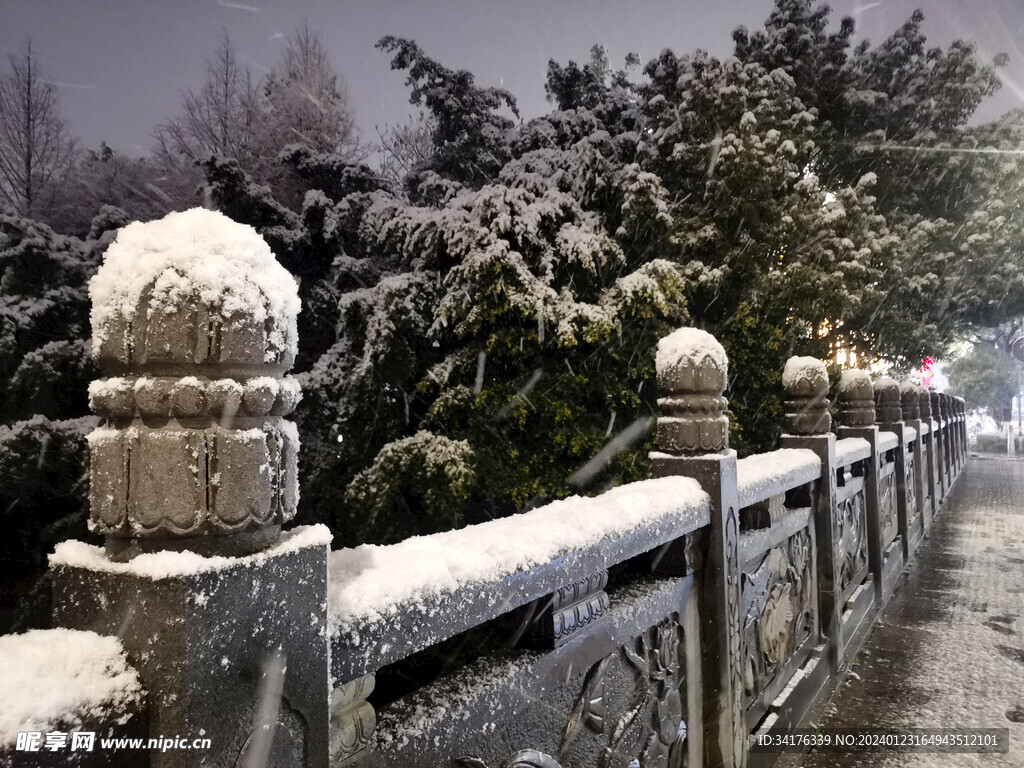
[327,475,711,681]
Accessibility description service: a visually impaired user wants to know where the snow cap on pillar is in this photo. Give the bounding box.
[86,208,302,561]
[918,386,933,420]
[873,377,901,422]
[900,381,920,420]
[782,356,830,435]
[836,369,875,427]
[654,327,729,455]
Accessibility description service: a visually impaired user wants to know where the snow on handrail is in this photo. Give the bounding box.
[736,449,821,509]
[327,475,711,678]
[878,431,899,452]
[904,426,918,444]
[836,437,871,466]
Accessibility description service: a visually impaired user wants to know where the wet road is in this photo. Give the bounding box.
[780,457,1024,768]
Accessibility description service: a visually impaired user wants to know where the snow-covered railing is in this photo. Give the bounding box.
[736,449,820,509]
[327,476,710,680]
[877,431,899,453]
[835,437,871,466]
[10,210,969,768]
[733,446,822,729]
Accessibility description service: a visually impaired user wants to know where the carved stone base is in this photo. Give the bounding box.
[105,525,282,562]
[51,527,330,768]
[332,674,376,766]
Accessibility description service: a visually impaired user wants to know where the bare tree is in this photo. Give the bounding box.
[261,21,359,159]
[155,24,361,209]
[376,111,436,194]
[153,31,260,170]
[0,40,76,216]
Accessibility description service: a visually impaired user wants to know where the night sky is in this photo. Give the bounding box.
[3,0,1024,156]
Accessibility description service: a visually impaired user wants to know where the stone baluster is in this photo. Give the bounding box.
[51,209,330,768]
[874,377,916,561]
[873,377,901,424]
[934,393,950,493]
[900,382,920,422]
[917,387,939,517]
[782,356,831,436]
[780,357,843,669]
[649,328,744,768]
[87,284,301,560]
[901,382,930,535]
[836,370,875,428]
[954,399,962,473]
[834,370,893,602]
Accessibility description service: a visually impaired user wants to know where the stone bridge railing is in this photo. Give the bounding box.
[0,213,968,768]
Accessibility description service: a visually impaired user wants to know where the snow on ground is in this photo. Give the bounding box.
[49,524,331,579]
[0,629,143,746]
[786,459,1024,768]
[328,476,709,630]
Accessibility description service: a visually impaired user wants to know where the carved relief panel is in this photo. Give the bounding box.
[878,457,898,549]
[739,527,815,710]
[836,487,868,599]
[905,450,919,532]
[451,615,690,768]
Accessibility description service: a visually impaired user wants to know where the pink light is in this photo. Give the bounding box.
[920,357,934,388]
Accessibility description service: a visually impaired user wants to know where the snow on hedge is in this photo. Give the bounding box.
[49,525,331,580]
[0,629,142,746]
[328,476,709,629]
[89,208,300,359]
[736,448,821,508]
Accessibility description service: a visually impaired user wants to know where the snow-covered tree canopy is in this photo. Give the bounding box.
[196,1,1018,546]
[4,0,1020,556]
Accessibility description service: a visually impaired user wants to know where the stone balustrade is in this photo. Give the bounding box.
[0,212,971,768]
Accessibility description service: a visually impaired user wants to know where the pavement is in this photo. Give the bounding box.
[778,457,1024,768]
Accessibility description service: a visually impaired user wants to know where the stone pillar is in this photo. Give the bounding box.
[780,357,842,669]
[918,387,938,517]
[835,371,890,602]
[937,391,950,499]
[956,397,967,469]
[942,394,954,487]
[51,209,330,768]
[943,395,956,474]
[901,381,929,536]
[930,392,947,500]
[951,397,959,469]
[648,328,745,768]
[87,275,301,560]
[874,377,914,561]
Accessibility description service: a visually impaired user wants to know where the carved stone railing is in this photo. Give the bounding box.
[3,237,971,768]
[833,370,903,606]
[328,473,713,767]
[734,449,824,736]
